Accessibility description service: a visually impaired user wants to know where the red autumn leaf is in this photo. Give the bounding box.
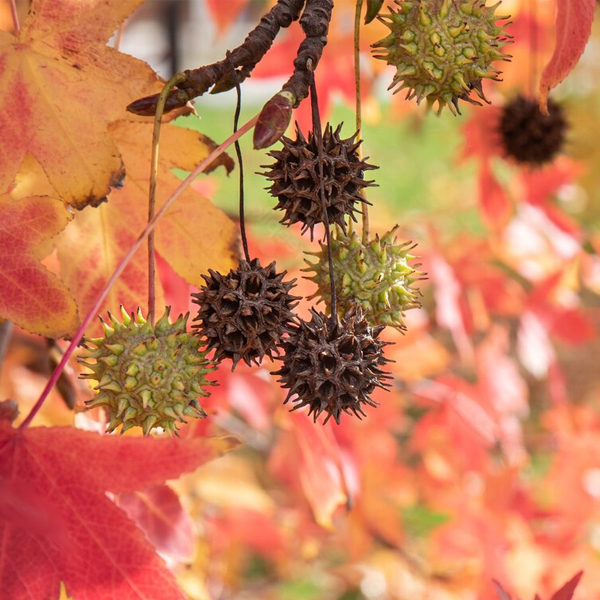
[115,485,195,563]
[0,192,78,338]
[270,412,347,529]
[0,423,233,600]
[205,507,285,560]
[479,158,512,231]
[426,249,474,363]
[539,0,595,111]
[462,104,503,162]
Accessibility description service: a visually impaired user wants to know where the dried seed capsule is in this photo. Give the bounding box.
[192,258,299,369]
[261,123,376,238]
[273,306,392,425]
[499,94,567,166]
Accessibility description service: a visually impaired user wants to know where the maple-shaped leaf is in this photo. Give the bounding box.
[0,423,234,600]
[54,120,236,330]
[0,0,172,207]
[539,0,595,111]
[493,571,584,600]
[0,191,78,338]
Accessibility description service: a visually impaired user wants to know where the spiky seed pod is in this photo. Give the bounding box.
[79,307,212,435]
[499,94,567,166]
[261,123,377,239]
[191,258,299,369]
[273,306,392,425]
[372,0,512,114]
[303,227,423,330]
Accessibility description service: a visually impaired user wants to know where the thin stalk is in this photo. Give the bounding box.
[309,73,337,322]
[354,0,369,243]
[528,0,538,97]
[148,72,187,324]
[9,0,20,34]
[19,114,259,430]
[0,321,14,384]
[113,23,126,51]
[231,59,251,262]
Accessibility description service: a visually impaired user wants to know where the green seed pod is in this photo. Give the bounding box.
[372,0,512,114]
[304,227,423,330]
[79,307,212,435]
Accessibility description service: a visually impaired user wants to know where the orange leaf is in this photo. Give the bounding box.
[0,193,78,338]
[55,191,164,335]
[0,423,233,599]
[206,0,249,34]
[108,120,237,286]
[538,0,595,111]
[55,121,236,331]
[0,0,171,207]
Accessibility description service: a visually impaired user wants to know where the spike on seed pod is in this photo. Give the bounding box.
[273,306,393,425]
[372,0,512,115]
[260,123,377,239]
[498,94,567,166]
[79,307,212,435]
[191,258,299,369]
[303,227,424,330]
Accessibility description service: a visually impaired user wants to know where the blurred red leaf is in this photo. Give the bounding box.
[0,423,232,600]
[550,571,584,600]
[0,194,78,338]
[493,579,515,600]
[286,412,347,529]
[479,159,512,231]
[462,105,503,162]
[115,485,195,563]
[206,507,285,560]
[539,0,595,110]
[427,249,474,363]
[206,0,248,34]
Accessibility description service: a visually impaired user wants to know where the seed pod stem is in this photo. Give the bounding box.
[309,71,337,322]
[127,0,306,116]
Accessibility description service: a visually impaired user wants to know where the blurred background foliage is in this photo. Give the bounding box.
[4,0,600,599]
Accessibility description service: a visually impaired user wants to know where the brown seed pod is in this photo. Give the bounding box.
[499,94,567,166]
[273,305,392,424]
[261,123,377,239]
[191,258,299,369]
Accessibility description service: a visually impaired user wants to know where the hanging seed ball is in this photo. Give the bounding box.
[499,94,567,166]
[191,258,299,369]
[261,123,377,239]
[79,307,211,435]
[273,306,392,425]
[372,0,512,114]
[304,227,423,330]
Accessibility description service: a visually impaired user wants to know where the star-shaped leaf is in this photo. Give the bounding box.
[0,423,234,600]
[0,0,172,207]
[0,182,78,337]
